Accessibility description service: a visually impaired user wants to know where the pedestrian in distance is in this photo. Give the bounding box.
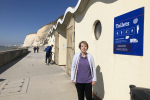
[33,46,37,53]
[37,46,39,53]
[71,41,97,100]
[45,45,53,65]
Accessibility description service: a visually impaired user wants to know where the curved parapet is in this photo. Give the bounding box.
[47,0,90,36]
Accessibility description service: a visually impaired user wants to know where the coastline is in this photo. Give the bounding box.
[0,46,21,52]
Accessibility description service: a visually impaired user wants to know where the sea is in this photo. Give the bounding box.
[0,46,18,52]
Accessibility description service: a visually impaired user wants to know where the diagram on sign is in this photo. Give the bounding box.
[133,18,138,24]
[115,28,136,37]
[137,25,139,34]
[126,36,129,39]
[130,38,138,43]
[114,7,144,56]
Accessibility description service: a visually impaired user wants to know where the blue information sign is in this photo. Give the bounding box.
[114,7,144,56]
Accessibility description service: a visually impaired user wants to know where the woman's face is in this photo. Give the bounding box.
[80,43,87,53]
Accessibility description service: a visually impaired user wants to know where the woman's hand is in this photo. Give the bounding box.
[72,81,76,84]
[92,81,96,86]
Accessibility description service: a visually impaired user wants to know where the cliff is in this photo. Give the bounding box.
[23,15,63,47]
[23,33,37,47]
[33,23,54,46]
[33,15,64,47]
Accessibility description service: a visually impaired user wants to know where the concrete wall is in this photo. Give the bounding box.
[0,49,29,67]
[74,0,150,100]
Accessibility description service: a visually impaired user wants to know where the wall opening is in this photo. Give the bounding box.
[93,20,102,40]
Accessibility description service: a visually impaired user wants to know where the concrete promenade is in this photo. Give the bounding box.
[0,50,78,100]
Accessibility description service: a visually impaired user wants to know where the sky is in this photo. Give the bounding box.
[0,0,78,46]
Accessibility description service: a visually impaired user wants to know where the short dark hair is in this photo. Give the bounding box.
[79,41,89,49]
[51,45,54,46]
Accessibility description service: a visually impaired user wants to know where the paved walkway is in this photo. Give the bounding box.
[0,50,78,100]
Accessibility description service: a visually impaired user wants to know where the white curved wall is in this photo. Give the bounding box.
[74,0,150,100]
[48,0,81,35]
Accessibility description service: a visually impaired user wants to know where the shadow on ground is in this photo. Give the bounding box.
[50,62,56,65]
[0,51,31,75]
[0,79,5,82]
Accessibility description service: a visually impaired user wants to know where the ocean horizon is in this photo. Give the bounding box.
[0,46,18,52]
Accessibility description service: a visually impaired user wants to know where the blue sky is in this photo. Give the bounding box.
[0,0,78,45]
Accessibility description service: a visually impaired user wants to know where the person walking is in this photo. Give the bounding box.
[71,41,97,100]
[33,46,37,53]
[45,45,53,65]
[37,46,39,53]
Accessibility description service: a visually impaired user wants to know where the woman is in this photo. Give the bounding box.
[71,41,97,100]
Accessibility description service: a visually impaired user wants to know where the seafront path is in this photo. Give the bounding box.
[0,49,78,100]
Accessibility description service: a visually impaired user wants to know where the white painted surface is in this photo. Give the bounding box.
[74,0,150,100]
[58,29,67,65]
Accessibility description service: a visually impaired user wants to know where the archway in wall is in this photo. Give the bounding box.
[66,17,75,76]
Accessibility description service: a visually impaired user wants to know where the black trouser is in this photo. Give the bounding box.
[75,83,92,100]
[37,49,39,53]
[45,52,51,63]
[34,49,36,53]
